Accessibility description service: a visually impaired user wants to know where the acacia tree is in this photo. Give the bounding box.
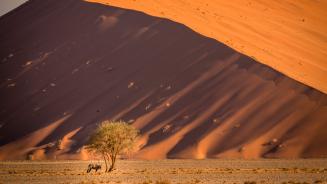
[86,120,139,172]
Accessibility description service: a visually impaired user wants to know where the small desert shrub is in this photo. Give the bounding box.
[56,139,62,150]
[8,170,17,174]
[27,154,33,160]
[141,180,153,184]
[244,182,256,184]
[155,180,171,184]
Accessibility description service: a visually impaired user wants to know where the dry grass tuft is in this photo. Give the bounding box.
[155,180,171,184]
[244,182,256,184]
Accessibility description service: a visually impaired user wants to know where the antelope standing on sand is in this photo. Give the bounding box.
[87,163,101,173]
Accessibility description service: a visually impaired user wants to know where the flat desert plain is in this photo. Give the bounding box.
[0,159,327,184]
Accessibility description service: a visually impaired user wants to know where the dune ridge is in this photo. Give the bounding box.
[0,0,326,160]
[87,0,327,94]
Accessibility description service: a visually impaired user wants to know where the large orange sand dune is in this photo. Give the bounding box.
[88,0,327,93]
[0,0,326,160]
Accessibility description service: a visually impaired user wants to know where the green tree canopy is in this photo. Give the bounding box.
[86,120,139,172]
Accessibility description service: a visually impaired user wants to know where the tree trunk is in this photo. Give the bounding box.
[108,154,116,172]
[103,154,108,172]
[105,154,112,172]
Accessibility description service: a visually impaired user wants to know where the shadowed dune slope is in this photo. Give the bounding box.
[0,0,326,160]
[88,0,327,94]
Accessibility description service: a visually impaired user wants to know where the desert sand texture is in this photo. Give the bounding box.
[0,0,327,160]
[1,159,327,184]
[87,0,327,93]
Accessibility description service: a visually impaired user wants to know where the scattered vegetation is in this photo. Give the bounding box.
[282,182,310,184]
[1,160,326,183]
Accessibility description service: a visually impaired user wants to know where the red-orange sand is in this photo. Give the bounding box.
[88,0,327,94]
[0,0,326,160]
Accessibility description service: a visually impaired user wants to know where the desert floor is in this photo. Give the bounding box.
[0,159,327,184]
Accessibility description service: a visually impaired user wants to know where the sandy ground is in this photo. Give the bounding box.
[1,0,327,160]
[1,159,327,184]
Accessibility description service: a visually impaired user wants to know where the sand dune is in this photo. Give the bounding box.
[0,0,326,160]
[87,0,327,94]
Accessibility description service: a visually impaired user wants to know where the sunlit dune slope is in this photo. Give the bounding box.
[0,0,326,160]
[87,0,327,94]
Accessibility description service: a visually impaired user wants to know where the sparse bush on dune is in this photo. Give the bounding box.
[27,153,33,160]
[56,139,63,150]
